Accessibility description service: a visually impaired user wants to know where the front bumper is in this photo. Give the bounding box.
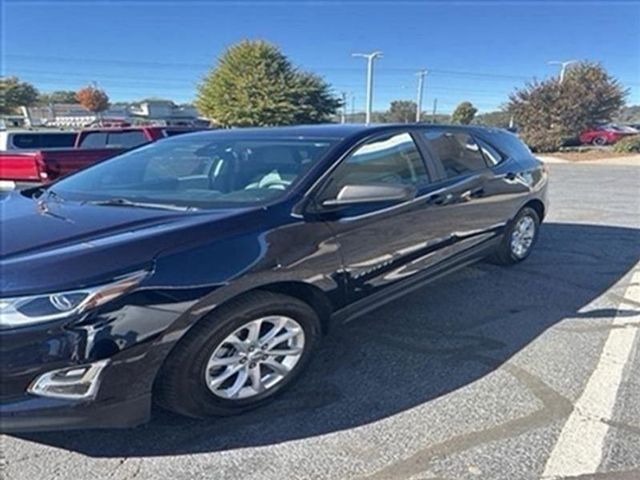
[0,292,187,432]
[0,392,151,432]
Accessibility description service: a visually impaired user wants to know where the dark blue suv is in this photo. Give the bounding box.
[0,124,548,431]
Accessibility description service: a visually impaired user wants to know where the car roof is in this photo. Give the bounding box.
[185,123,508,141]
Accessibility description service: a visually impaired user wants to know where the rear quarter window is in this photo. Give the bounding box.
[483,131,534,159]
[474,137,505,166]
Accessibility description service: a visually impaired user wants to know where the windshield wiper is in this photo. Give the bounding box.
[31,187,65,202]
[87,198,196,212]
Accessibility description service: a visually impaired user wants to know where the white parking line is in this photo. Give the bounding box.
[542,269,640,479]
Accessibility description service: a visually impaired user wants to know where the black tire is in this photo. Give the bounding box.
[592,136,607,146]
[154,291,321,418]
[490,207,541,265]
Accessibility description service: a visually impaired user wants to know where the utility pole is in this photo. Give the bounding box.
[547,60,578,84]
[415,69,427,122]
[350,93,356,119]
[352,51,383,124]
[432,98,438,121]
[340,92,347,124]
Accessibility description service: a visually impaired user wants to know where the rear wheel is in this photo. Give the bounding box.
[154,291,321,418]
[491,207,540,265]
[592,136,608,146]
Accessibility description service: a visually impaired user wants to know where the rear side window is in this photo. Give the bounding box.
[422,130,486,179]
[79,131,148,149]
[324,132,429,199]
[79,132,108,148]
[12,133,76,149]
[106,131,148,148]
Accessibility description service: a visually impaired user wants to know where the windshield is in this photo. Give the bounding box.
[50,133,337,209]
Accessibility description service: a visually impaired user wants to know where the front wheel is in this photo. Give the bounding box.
[154,292,321,418]
[491,207,540,265]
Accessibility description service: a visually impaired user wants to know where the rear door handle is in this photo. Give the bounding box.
[460,187,484,201]
[426,192,453,205]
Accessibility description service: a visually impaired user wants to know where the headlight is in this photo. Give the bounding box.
[0,270,148,328]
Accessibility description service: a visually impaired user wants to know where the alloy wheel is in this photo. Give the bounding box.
[510,215,536,258]
[204,316,305,400]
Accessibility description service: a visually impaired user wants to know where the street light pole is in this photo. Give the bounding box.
[340,92,347,124]
[547,60,578,84]
[352,51,383,124]
[415,69,427,122]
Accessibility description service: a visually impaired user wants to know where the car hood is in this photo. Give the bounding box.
[0,191,253,295]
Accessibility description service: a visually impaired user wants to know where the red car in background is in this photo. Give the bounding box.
[579,125,637,146]
[0,126,205,186]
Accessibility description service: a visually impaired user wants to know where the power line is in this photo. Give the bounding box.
[7,54,640,86]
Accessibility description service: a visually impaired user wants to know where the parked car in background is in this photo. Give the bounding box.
[0,126,205,185]
[0,124,548,431]
[579,124,637,146]
[0,130,78,151]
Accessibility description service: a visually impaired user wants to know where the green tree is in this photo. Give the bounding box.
[38,90,79,105]
[451,101,478,125]
[0,77,39,114]
[386,100,417,123]
[474,110,512,128]
[508,61,626,151]
[196,40,340,126]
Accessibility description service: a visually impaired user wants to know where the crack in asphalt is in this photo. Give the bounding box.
[361,356,573,480]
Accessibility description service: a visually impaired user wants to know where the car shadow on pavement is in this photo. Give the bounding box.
[12,222,640,458]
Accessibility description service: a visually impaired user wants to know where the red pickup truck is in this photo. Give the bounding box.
[0,126,203,185]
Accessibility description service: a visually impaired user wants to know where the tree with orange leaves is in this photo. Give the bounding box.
[76,85,109,116]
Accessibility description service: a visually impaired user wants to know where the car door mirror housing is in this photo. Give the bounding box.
[321,184,416,208]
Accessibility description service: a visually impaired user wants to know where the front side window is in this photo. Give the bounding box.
[322,132,428,200]
[51,133,337,209]
[422,130,486,179]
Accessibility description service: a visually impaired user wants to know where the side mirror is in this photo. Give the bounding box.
[321,183,416,208]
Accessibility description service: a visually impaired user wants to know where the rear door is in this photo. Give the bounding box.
[415,128,512,250]
[312,130,467,304]
[473,130,544,221]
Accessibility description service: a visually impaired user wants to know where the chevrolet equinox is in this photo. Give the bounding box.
[0,124,548,431]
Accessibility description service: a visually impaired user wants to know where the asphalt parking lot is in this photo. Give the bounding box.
[1,162,639,480]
